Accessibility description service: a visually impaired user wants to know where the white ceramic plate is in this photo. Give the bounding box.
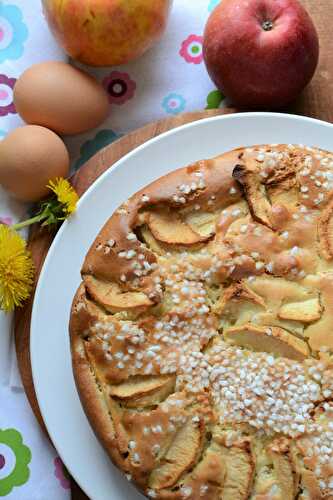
[31,112,333,500]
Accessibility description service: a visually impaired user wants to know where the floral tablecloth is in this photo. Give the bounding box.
[0,0,223,497]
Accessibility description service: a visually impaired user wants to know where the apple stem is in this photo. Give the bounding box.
[262,20,273,31]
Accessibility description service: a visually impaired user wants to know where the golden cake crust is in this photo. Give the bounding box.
[70,144,333,499]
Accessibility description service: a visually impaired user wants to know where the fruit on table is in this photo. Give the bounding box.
[0,126,69,202]
[14,61,109,135]
[203,0,319,109]
[41,0,173,67]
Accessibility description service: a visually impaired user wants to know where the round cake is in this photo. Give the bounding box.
[70,144,333,499]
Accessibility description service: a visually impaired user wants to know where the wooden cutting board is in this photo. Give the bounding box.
[13,1,333,497]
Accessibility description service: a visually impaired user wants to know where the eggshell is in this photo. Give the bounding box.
[13,61,109,135]
[0,125,70,202]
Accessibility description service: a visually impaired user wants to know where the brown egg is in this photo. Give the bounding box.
[14,61,109,135]
[0,125,70,202]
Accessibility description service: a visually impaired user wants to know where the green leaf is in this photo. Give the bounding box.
[205,89,225,110]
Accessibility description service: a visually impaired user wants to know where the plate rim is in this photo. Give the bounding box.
[30,111,333,499]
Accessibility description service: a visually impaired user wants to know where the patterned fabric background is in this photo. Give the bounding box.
[0,0,224,497]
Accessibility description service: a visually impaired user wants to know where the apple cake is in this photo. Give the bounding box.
[70,144,333,499]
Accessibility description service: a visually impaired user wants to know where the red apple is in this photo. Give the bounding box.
[42,0,172,67]
[203,0,319,109]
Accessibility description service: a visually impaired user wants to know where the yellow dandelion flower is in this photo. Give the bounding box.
[47,178,78,216]
[12,178,79,233]
[0,225,34,312]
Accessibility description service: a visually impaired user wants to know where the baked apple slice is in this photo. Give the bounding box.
[268,450,295,500]
[140,225,166,254]
[252,438,295,500]
[110,375,175,408]
[278,297,322,323]
[158,443,226,499]
[225,324,309,361]
[215,282,266,314]
[184,210,217,237]
[149,418,204,489]
[233,162,274,229]
[84,275,153,313]
[220,445,254,500]
[147,210,212,246]
[187,442,226,484]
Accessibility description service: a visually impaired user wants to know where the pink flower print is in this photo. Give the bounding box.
[180,35,203,64]
[103,71,136,105]
[0,216,13,225]
[54,457,70,490]
[0,74,16,116]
